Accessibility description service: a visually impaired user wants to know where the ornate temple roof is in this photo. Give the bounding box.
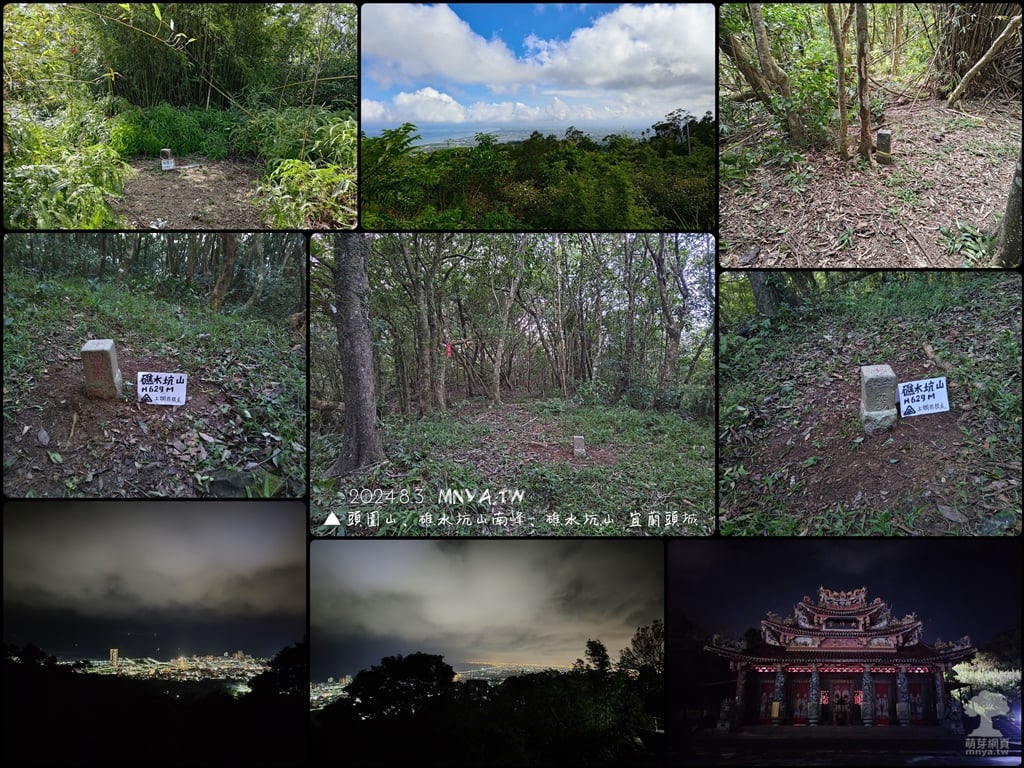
[705,587,976,668]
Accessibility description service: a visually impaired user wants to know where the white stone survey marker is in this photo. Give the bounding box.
[573,435,586,458]
[897,376,949,417]
[860,364,897,434]
[81,339,123,399]
[137,372,188,406]
[160,148,175,170]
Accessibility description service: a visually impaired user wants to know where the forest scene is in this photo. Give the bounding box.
[719,270,1022,535]
[360,114,716,231]
[311,233,715,536]
[2,233,307,498]
[719,3,1022,268]
[3,3,357,230]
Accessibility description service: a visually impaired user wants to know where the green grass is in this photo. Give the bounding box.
[313,401,714,536]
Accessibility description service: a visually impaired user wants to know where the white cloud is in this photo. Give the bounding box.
[528,4,715,91]
[360,99,388,121]
[362,4,716,124]
[362,4,533,90]
[393,87,468,122]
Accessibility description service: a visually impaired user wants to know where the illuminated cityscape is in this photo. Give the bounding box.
[62,649,270,689]
[310,661,578,711]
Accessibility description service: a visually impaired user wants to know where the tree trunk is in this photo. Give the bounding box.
[613,235,639,403]
[995,148,1022,268]
[490,236,528,405]
[934,4,1021,99]
[211,233,237,311]
[241,235,265,311]
[826,3,854,160]
[749,3,807,146]
[718,29,775,110]
[329,233,386,476]
[891,4,903,75]
[646,234,687,411]
[855,4,873,161]
[748,271,800,318]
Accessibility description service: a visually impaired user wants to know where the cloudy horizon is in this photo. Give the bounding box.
[311,539,664,681]
[361,3,715,131]
[3,502,306,660]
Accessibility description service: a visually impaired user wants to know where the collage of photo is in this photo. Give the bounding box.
[2,3,1021,766]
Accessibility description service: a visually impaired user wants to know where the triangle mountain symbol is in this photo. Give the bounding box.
[324,512,342,526]
[904,405,917,415]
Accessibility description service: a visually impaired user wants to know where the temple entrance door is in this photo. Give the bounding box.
[875,683,890,726]
[909,683,926,725]
[757,682,773,724]
[792,681,809,725]
[832,681,853,725]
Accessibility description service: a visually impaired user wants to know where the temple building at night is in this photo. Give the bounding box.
[705,587,976,729]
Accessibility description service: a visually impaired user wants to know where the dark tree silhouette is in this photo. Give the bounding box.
[618,619,665,677]
[249,635,308,698]
[585,638,612,675]
[345,652,454,720]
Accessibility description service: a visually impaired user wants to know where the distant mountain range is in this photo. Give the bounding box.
[362,122,649,151]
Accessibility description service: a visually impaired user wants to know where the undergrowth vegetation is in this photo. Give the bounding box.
[312,399,714,537]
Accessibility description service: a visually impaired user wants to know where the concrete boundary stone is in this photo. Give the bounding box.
[860,364,896,434]
[81,339,123,399]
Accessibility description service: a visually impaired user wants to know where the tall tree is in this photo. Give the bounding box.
[328,233,385,476]
[748,3,807,145]
[826,3,855,160]
[344,652,455,720]
[617,620,665,677]
[645,233,696,411]
[489,235,530,405]
[210,233,237,311]
[582,638,612,675]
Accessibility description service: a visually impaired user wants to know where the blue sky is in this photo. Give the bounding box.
[361,3,715,130]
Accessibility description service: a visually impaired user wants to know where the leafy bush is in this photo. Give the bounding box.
[256,159,356,229]
[108,104,240,158]
[3,144,128,228]
[572,379,614,406]
[231,106,337,165]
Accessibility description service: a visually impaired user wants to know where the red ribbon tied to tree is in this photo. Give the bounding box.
[446,342,452,358]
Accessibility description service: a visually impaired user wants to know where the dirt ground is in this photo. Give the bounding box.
[451,399,621,469]
[720,98,1022,267]
[109,155,269,229]
[3,342,282,498]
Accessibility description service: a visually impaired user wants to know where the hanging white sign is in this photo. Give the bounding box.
[897,376,949,417]
[137,372,188,406]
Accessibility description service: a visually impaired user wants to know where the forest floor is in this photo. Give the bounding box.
[719,272,1022,535]
[311,396,714,536]
[109,155,268,229]
[719,97,1022,268]
[2,270,306,498]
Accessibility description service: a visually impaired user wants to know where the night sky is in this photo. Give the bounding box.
[669,538,1021,648]
[310,539,664,682]
[3,502,306,660]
